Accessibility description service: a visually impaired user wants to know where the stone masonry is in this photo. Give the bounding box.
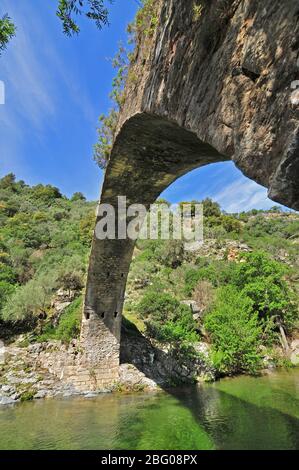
[78,0,299,390]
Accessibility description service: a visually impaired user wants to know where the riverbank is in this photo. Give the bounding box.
[1,324,298,405]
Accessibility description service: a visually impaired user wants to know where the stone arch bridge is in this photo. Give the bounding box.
[74,0,299,390]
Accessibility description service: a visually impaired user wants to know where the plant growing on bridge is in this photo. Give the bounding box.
[131,0,159,38]
[193,3,204,22]
[93,0,160,169]
[94,44,129,169]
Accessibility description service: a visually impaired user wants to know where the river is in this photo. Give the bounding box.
[0,369,298,450]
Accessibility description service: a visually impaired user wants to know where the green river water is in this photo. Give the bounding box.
[0,369,298,450]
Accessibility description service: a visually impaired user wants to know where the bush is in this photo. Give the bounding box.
[37,296,82,344]
[0,281,15,310]
[53,296,82,343]
[204,286,263,375]
[155,240,185,269]
[233,252,298,332]
[138,292,199,343]
[192,280,214,314]
[1,273,56,323]
[184,260,237,296]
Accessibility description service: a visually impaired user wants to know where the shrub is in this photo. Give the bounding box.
[155,240,185,269]
[138,292,199,343]
[192,280,214,314]
[233,252,298,332]
[1,273,56,323]
[53,296,82,343]
[37,296,82,344]
[204,286,263,375]
[0,281,15,311]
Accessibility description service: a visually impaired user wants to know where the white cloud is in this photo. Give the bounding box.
[212,178,278,213]
[0,1,56,132]
[0,0,98,176]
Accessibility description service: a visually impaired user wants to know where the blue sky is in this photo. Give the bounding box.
[0,0,285,212]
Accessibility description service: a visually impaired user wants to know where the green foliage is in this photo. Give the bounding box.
[71,192,86,202]
[93,45,129,169]
[138,292,199,343]
[0,14,15,55]
[245,214,299,239]
[0,281,15,311]
[30,184,62,205]
[221,215,242,233]
[79,209,96,245]
[184,260,237,296]
[94,110,119,168]
[233,252,298,331]
[20,390,35,402]
[155,240,185,269]
[1,273,56,324]
[37,297,82,344]
[93,1,160,169]
[0,174,93,328]
[204,286,263,375]
[133,0,159,38]
[202,198,221,218]
[56,0,111,36]
[193,3,204,22]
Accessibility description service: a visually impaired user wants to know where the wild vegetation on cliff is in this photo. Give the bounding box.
[0,173,93,338]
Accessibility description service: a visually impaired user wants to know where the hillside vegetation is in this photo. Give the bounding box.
[0,174,298,377]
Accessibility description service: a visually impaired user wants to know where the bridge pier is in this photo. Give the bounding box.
[78,237,135,389]
[76,114,226,391]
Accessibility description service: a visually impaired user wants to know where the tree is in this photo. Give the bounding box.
[156,240,185,269]
[1,1,112,56]
[231,252,298,347]
[56,0,112,36]
[233,252,296,327]
[71,192,86,201]
[1,273,56,323]
[221,215,242,233]
[0,173,16,190]
[204,286,263,375]
[202,198,221,218]
[30,184,62,205]
[0,15,15,56]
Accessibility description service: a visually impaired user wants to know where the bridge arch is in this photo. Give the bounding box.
[78,112,267,389]
[76,0,299,390]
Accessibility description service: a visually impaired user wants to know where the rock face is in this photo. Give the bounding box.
[0,334,215,405]
[119,324,216,388]
[80,0,299,389]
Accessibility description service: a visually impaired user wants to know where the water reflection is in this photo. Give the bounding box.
[0,370,298,450]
